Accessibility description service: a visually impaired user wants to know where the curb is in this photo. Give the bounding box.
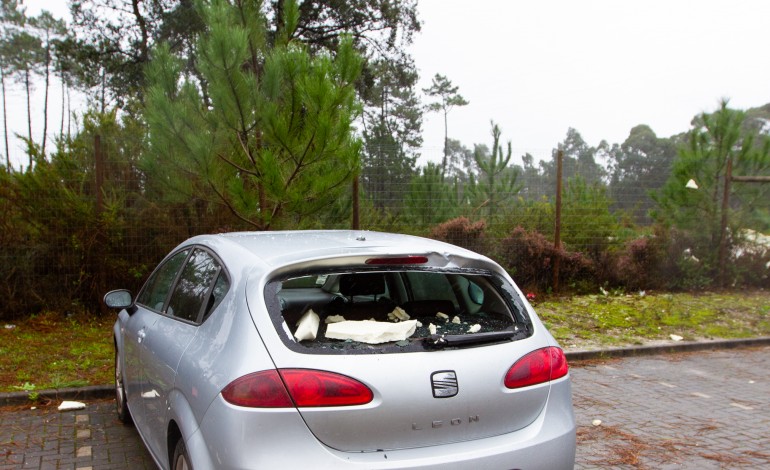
[1,384,114,407]
[564,336,770,362]
[3,337,770,407]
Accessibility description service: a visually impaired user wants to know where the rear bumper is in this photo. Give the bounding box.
[194,375,575,470]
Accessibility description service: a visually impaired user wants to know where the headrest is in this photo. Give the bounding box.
[338,273,386,297]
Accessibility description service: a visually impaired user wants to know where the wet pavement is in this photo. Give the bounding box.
[571,346,770,468]
[1,346,769,469]
[0,399,154,469]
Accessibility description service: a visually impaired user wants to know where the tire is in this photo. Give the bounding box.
[114,348,132,424]
[172,439,193,470]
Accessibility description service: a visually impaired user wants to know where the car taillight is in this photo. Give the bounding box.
[280,369,373,407]
[222,369,373,408]
[221,370,293,407]
[504,347,569,389]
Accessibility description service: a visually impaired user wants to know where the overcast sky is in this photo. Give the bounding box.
[413,0,770,162]
[8,0,770,167]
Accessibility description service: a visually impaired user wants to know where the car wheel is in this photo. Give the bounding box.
[114,348,131,424]
[172,439,192,470]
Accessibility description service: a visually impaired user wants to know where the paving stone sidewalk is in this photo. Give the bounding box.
[571,345,770,468]
[0,400,154,470]
[1,346,769,469]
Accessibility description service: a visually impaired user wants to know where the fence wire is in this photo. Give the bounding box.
[1,142,768,319]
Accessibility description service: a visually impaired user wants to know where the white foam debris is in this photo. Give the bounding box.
[324,315,346,324]
[451,316,461,324]
[294,309,320,342]
[436,312,449,321]
[388,306,411,322]
[428,323,437,335]
[58,401,86,411]
[670,334,683,342]
[467,324,481,333]
[325,320,418,344]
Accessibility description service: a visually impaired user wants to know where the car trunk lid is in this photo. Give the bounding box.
[268,342,550,451]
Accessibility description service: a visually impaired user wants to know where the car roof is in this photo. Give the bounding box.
[184,230,492,270]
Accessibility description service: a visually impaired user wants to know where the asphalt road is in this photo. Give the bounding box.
[1,346,769,469]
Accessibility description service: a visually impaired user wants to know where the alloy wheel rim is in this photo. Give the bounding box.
[175,453,189,470]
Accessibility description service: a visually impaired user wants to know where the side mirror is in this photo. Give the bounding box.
[104,289,134,310]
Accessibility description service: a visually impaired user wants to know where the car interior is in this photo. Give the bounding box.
[274,270,522,348]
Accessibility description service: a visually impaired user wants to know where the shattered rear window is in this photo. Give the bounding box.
[265,269,533,354]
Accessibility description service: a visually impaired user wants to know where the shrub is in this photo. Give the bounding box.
[497,226,594,293]
[429,217,487,254]
[616,236,665,290]
[656,227,712,291]
[731,230,770,288]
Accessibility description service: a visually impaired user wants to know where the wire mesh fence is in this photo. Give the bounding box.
[1,139,768,320]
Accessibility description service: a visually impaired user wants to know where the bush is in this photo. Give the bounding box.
[655,227,712,291]
[497,226,594,293]
[429,217,487,254]
[731,231,770,288]
[616,236,665,290]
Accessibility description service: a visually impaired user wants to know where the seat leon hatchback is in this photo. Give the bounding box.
[104,230,576,470]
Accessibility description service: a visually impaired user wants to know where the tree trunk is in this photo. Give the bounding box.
[60,69,65,138]
[67,86,71,139]
[1,68,9,170]
[442,108,448,177]
[131,0,150,64]
[24,68,32,168]
[41,44,51,156]
[100,67,106,114]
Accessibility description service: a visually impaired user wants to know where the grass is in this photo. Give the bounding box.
[536,290,770,350]
[1,312,114,394]
[0,290,768,394]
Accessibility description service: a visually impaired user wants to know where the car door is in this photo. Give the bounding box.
[125,249,191,433]
[140,248,224,461]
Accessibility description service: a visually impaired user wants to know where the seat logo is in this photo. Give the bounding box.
[431,371,458,398]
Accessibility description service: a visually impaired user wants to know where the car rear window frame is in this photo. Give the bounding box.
[264,266,532,355]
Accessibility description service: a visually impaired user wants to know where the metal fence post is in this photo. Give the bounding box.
[553,149,563,293]
[94,134,104,217]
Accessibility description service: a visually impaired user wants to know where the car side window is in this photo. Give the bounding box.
[167,248,223,323]
[136,249,190,311]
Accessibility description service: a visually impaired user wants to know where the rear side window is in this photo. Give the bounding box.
[137,250,190,311]
[203,271,230,322]
[167,248,225,323]
[405,272,457,308]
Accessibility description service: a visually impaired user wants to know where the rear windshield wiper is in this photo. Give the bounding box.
[423,325,529,350]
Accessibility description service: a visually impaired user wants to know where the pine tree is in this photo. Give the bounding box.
[145,0,363,229]
[655,101,770,262]
[423,74,468,177]
[470,122,521,219]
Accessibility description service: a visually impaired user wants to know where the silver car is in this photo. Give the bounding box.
[105,231,575,470]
